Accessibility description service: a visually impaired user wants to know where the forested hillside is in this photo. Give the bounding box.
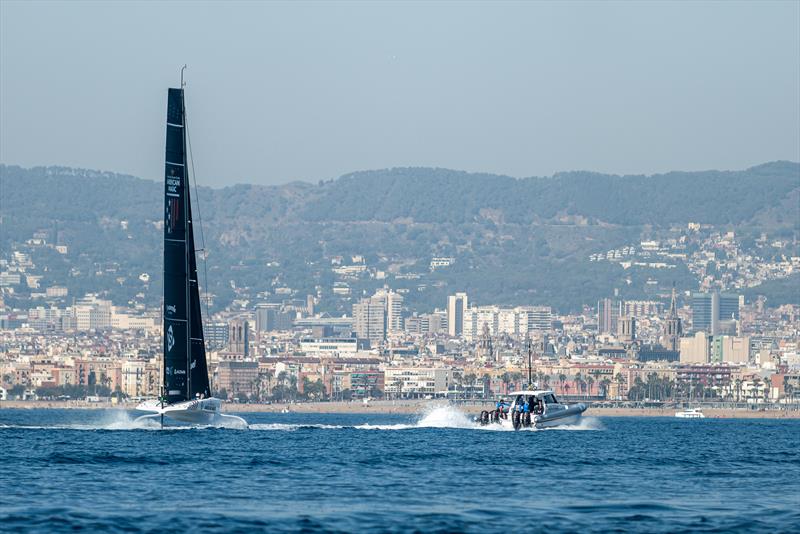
[303,162,799,225]
[1,162,798,313]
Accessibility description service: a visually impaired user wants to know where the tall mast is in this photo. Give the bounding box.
[182,68,191,401]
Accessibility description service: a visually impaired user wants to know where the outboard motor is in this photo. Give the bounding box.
[479,410,490,425]
[512,411,521,430]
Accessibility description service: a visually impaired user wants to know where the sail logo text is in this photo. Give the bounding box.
[167,177,181,194]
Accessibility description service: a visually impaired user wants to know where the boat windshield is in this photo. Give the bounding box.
[543,394,558,404]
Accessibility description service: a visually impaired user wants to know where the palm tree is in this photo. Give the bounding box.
[393,379,403,400]
[783,377,794,404]
[501,372,511,395]
[100,373,112,396]
[676,379,689,402]
[452,371,463,399]
[751,377,762,403]
[586,376,595,399]
[574,372,583,398]
[464,373,477,399]
[590,369,603,390]
[599,378,611,399]
[510,372,523,391]
[631,376,646,401]
[482,373,491,399]
[558,373,567,395]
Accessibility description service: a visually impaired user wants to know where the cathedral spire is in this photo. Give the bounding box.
[665,283,682,352]
[669,284,678,318]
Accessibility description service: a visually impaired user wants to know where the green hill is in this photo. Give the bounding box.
[1,162,798,313]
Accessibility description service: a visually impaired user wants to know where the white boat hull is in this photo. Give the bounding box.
[477,402,587,429]
[675,410,705,419]
[135,397,248,428]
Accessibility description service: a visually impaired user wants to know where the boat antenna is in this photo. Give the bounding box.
[526,335,533,389]
[180,64,188,88]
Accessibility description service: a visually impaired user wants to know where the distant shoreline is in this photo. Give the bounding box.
[2,400,799,419]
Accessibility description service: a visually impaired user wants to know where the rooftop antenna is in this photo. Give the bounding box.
[180,64,188,88]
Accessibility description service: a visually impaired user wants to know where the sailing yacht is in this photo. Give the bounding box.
[136,83,246,428]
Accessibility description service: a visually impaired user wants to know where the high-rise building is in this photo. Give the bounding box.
[204,321,229,349]
[691,291,740,334]
[353,299,384,344]
[447,292,468,337]
[692,292,715,333]
[255,303,279,332]
[353,288,404,344]
[385,290,404,334]
[680,331,711,363]
[72,294,113,331]
[517,306,552,332]
[461,305,552,341]
[254,303,292,333]
[597,298,619,334]
[405,311,446,336]
[463,306,498,341]
[718,294,741,322]
[622,300,664,318]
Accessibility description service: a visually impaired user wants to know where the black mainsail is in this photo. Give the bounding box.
[163,87,210,404]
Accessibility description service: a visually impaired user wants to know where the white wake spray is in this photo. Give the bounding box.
[0,406,602,432]
[248,405,604,432]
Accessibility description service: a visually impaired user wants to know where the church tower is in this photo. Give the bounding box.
[665,286,682,351]
[477,323,494,362]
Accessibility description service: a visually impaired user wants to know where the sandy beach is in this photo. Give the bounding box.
[2,399,799,419]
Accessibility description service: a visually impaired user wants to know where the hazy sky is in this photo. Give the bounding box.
[1,1,799,187]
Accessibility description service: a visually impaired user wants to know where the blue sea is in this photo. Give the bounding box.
[1,407,798,533]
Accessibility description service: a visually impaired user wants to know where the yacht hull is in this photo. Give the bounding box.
[135,398,248,428]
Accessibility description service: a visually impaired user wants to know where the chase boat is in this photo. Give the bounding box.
[476,390,587,429]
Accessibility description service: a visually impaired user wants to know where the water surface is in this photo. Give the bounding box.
[1,407,797,532]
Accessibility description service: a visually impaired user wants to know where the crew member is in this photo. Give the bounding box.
[522,399,531,426]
